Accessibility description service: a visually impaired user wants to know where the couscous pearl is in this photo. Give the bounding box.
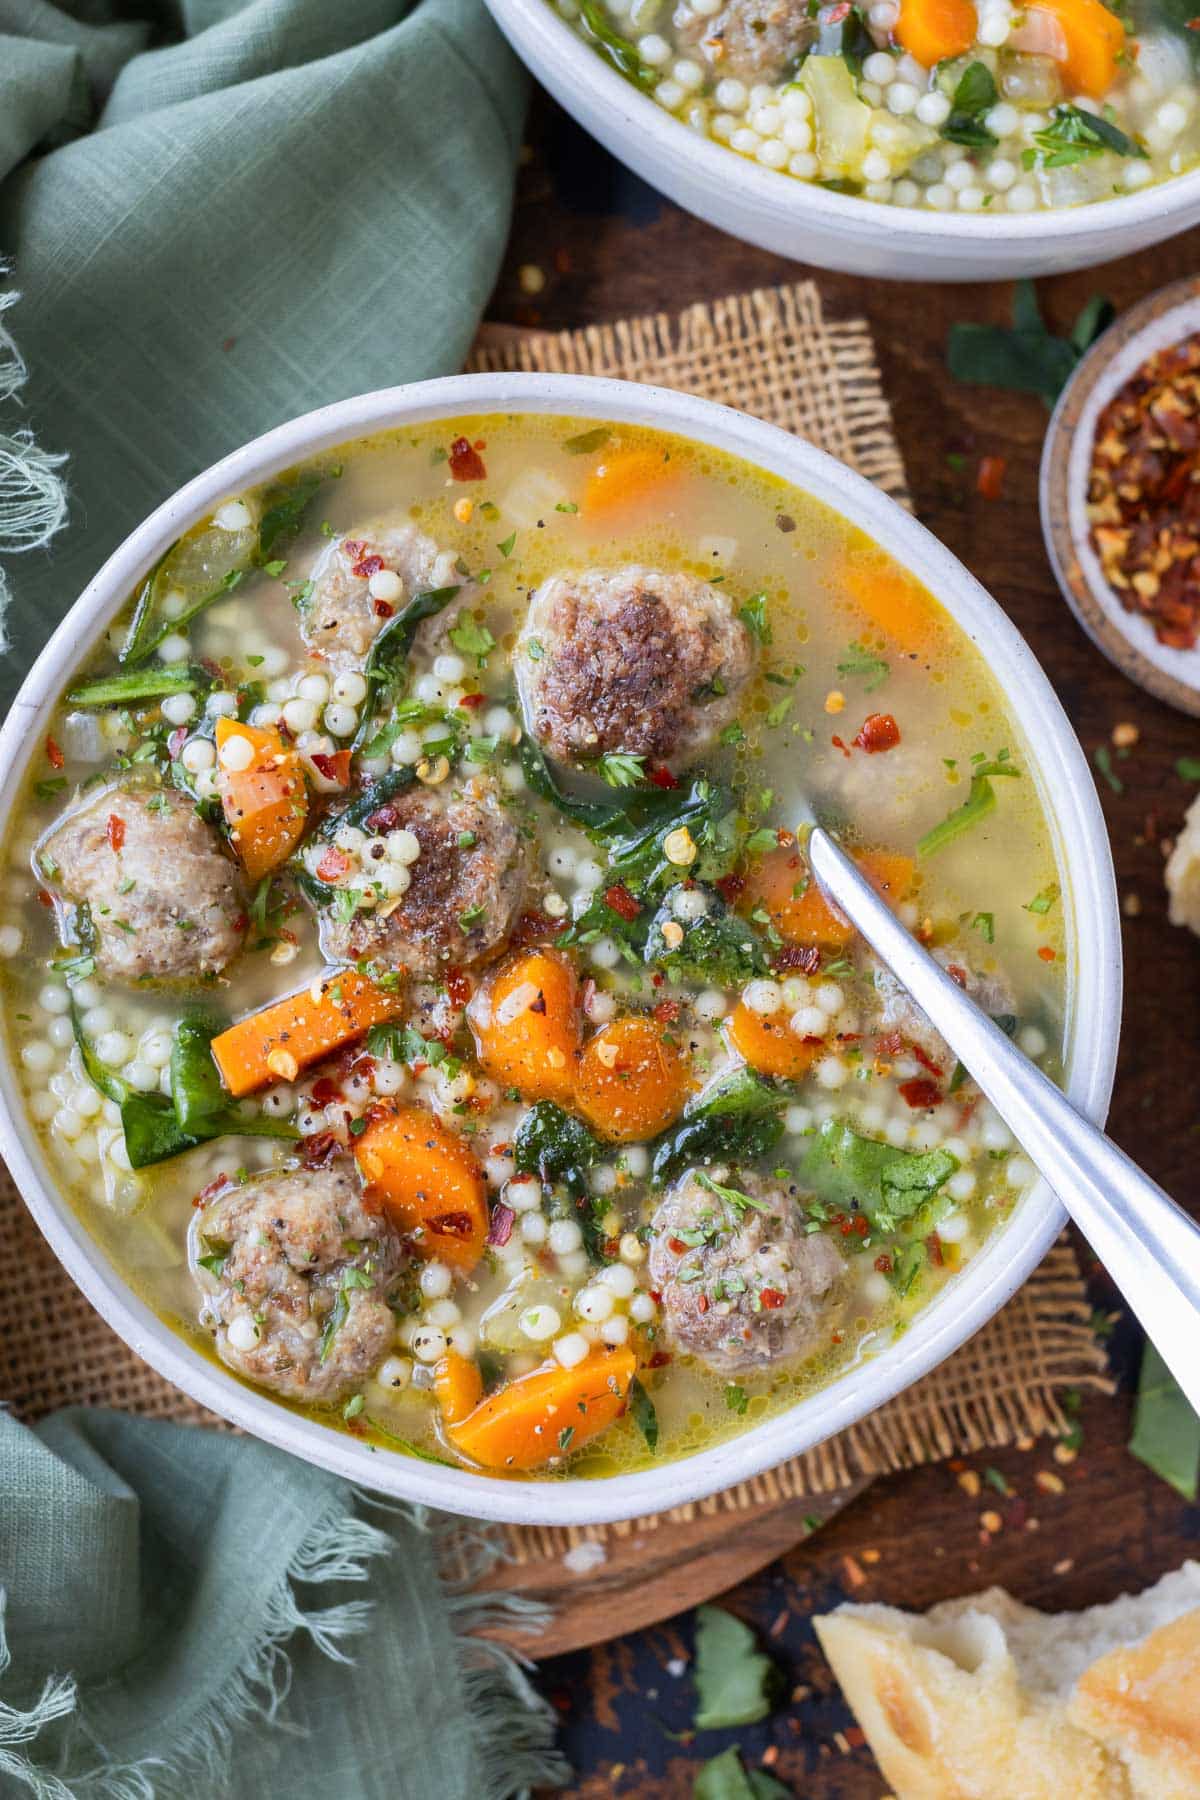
[790,1004,827,1038]
[214,499,252,532]
[743,979,782,1016]
[412,1325,449,1362]
[814,982,843,1016]
[181,739,216,774]
[788,151,820,178]
[74,1086,103,1119]
[624,1145,649,1179]
[520,1305,560,1342]
[937,1210,970,1243]
[485,1154,516,1190]
[751,103,781,133]
[655,78,685,110]
[385,829,421,866]
[590,936,621,970]
[554,1332,591,1369]
[430,654,464,686]
[426,1298,461,1329]
[501,763,525,792]
[711,112,736,139]
[250,703,283,730]
[600,1315,630,1345]
[986,157,1017,191]
[892,178,920,206]
[815,1057,848,1090]
[520,1213,548,1246]
[675,57,704,90]
[977,10,1010,42]
[53,1107,84,1141]
[297,673,330,703]
[30,1094,56,1123]
[376,1355,412,1390]
[124,1060,158,1092]
[914,90,951,126]
[910,1121,941,1151]
[598,1262,637,1298]
[372,1059,406,1098]
[947,1170,977,1203]
[261,1085,294,1118]
[217,732,255,772]
[506,1175,543,1213]
[419,1261,453,1299]
[48,1017,73,1049]
[447,1326,477,1358]
[693,988,727,1023]
[38,984,69,1016]
[547,846,577,878]
[1019,1025,1047,1059]
[945,160,975,191]
[861,149,892,182]
[575,858,604,890]
[1123,161,1154,189]
[1005,182,1037,212]
[716,77,748,108]
[259,647,290,678]
[862,50,896,83]
[324,703,358,739]
[925,182,954,210]
[391,731,424,764]
[730,128,761,154]
[367,567,404,604]
[548,1218,584,1254]
[332,672,368,706]
[885,1117,910,1147]
[96,1031,131,1065]
[618,1232,645,1265]
[1006,1155,1036,1190]
[886,80,918,114]
[591,1164,617,1195]
[161,693,196,726]
[955,186,985,211]
[226,1314,260,1351]
[984,101,1019,136]
[0,925,21,958]
[638,31,671,63]
[785,1103,813,1134]
[1157,97,1188,134]
[576,1285,614,1322]
[757,139,788,168]
[780,118,813,152]
[82,1005,114,1035]
[981,1115,1012,1151]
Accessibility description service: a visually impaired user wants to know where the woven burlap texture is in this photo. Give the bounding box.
[1,280,1110,1562]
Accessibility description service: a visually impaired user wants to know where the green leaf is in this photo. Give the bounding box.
[687,1066,786,1121]
[692,1606,778,1730]
[169,1014,229,1132]
[513,1101,604,1196]
[1129,1339,1200,1501]
[940,59,998,146]
[519,736,630,832]
[563,424,614,454]
[651,1112,785,1190]
[67,664,212,707]
[597,752,647,789]
[449,617,496,660]
[629,1375,659,1451]
[947,280,1110,409]
[836,641,889,692]
[258,475,321,559]
[645,887,769,986]
[1026,103,1146,169]
[1094,744,1124,794]
[917,758,1021,858]
[1024,883,1059,916]
[1175,757,1200,781]
[694,1746,793,1799]
[352,586,461,749]
[802,1118,958,1227]
[738,593,772,644]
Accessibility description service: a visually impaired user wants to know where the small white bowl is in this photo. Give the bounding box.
[0,373,1121,1525]
[485,0,1200,280]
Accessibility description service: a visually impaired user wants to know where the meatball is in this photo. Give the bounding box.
[300,524,473,670]
[870,950,1018,1071]
[42,786,245,984]
[675,0,814,82]
[515,566,756,771]
[648,1169,845,1374]
[193,1165,402,1403]
[320,776,528,975]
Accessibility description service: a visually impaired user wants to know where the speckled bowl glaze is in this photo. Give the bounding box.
[0,373,1121,1525]
[483,0,1200,280]
[1042,276,1200,718]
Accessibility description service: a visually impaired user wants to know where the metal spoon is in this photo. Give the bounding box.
[807,826,1200,1418]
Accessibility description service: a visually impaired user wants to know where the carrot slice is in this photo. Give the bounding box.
[840,553,937,655]
[1027,0,1124,95]
[434,1352,485,1425]
[354,1103,488,1273]
[742,847,914,951]
[582,447,678,519]
[574,1015,692,1143]
[470,948,581,1105]
[726,1004,825,1081]
[215,716,308,883]
[448,1347,637,1471]
[211,969,399,1097]
[894,0,978,65]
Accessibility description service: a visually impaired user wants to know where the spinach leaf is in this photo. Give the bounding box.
[692,1605,779,1730]
[802,1118,958,1227]
[258,475,321,559]
[947,280,1114,408]
[941,59,999,147]
[1129,1340,1200,1501]
[628,1375,659,1451]
[688,1066,787,1121]
[353,586,461,750]
[520,736,631,832]
[169,1014,229,1133]
[652,1112,784,1189]
[917,755,1021,858]
[577,0,661,89]
[123,567,247,665]
[645,887,769,985]
[695,1748,792,1800]
[319,766,416,838]
[513,1101,604,1195]
[67,664,213,707]
[604,779,740,888]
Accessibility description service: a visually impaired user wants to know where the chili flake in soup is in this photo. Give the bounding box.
[3,416,1067,1480]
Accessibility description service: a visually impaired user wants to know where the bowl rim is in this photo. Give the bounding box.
[484,0,1200,241]
[0,371,1122,1525]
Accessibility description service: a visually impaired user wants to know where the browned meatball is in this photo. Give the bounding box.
[676,0,814,82]
[869,950,1017,1071]
[41,786,245,984]
[300,524,473,671]
[319,777,528,975]
[648,1169,845,1374]
[192,1164,402,1403]
[515,566,756,771]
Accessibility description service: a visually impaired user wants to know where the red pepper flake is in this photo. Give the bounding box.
[715,872,746,905]
[448,437,487,482]
[874,1252,893,1274]
[351,553,384,579]
[106,814,126,852]
[976,455,1007,501]
[316,847,352,883]
[343,539,366,561]
[511,908,566,946]
[373,599,394,618]
[696,1293,709,1313]
[487,1203,515,1247]
[458,691,487,709]
[845,1726,867,1749]
[196,1172,233,1207]
[302,1131,340,1169]
[445,968,472,1006]
[773,942,821,975]
[760,1287,786,1310]
[653,999,682,1025]
[311,1076,340,1105]
[876,1030,905,1057]
[604,883,641,922]
[647,763,678,789]
[45,735,64,770]
[852,712,901,754]
[831,734,852,758]
[167,727,188,760]
[429,1211,475,1240]
[1037,944,1057,962]
[648,1291,662,1304]
[899,1077,942,1110]
[946,964,969,988]
[310,750,353,787]
[927,1233,945,1267]
[852,1215,869,1238]
[912,1043,944,1077]
[667,1237,688,1254]
[825,0,852,19]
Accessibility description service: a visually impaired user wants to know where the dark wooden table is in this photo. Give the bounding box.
[487,92,1200,1796]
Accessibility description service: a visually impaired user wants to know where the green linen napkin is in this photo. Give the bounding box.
[0,4,561,1796]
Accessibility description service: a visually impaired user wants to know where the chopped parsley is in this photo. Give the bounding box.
[836,641,889,692]
[597,751,647,788]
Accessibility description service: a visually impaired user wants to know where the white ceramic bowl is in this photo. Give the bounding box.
[0,373,1121,1524]
[485,0,1200,280]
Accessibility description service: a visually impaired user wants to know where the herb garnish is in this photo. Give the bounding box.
[948,280,1114,409]
[1024,104,1146,170]
[941,60,998,148]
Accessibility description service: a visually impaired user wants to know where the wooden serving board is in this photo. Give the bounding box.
[475,1478,872,1659]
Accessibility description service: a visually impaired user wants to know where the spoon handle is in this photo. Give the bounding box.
[808,827,1200,1419]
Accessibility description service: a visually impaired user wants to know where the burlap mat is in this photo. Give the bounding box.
[0,281,1111,1565]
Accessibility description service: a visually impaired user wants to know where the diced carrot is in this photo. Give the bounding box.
[433,1352,485,1425]
[742,846,914,951]
[840,552,938,654]
[447,1347,637,1471]
[726,1003,825,1081]
[1027,0,1124,95]
[574,1015,692,1143]
[894,0,978,65]
[215,716,308,884]
[354,1103,488,1273]
[582,448,678,519]
[211,969,399,1097]
[470,948,581,1105]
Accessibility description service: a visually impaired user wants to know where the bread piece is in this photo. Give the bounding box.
[814,1563,1200,1800]
[1166,792,1200,933]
